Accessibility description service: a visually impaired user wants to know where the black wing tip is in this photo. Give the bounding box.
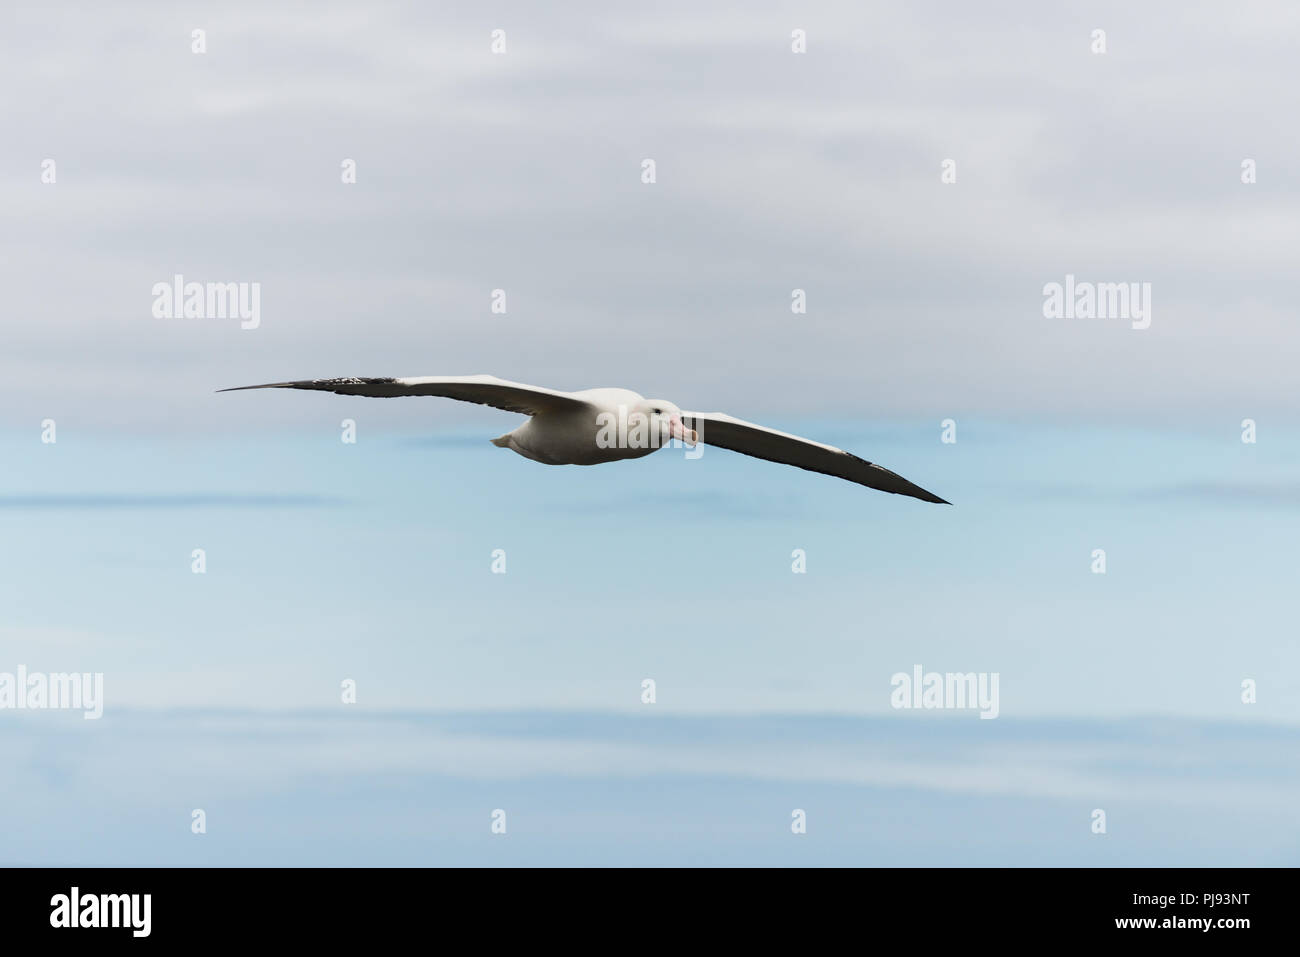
[908,488,951,505]
[848,454,949,505]
[217,382,295,393]
[911,487,952,505]
[916,485,952,505]
[217,376,399,394]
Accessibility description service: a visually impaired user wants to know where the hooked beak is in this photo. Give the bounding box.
[668,415,698,446]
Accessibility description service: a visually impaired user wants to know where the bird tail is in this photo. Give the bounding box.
[490,434,511,448]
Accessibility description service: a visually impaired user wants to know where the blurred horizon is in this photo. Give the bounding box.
[5,708,1298,866]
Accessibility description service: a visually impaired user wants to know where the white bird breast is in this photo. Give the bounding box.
[510,405,671,466]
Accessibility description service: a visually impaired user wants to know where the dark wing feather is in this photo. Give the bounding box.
[219,375,591,416]
[684,412,949,504]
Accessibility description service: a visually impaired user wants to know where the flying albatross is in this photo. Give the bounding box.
[219,375,949,504]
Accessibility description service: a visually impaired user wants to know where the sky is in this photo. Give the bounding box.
[1,1,1298,866]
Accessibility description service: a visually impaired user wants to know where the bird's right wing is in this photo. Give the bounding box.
[218,375,593,416]
[682,411,950,504]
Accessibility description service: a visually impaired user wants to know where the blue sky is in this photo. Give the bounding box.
[3,421,1297,719]
[2,0,1298,865]
[3,421,1298,866]
[5,709,1298,866]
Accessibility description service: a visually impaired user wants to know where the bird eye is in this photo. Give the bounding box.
[652,407,662,414]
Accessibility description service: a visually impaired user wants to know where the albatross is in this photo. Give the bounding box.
[219,375,949,504]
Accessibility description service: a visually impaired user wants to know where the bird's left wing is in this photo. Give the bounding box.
[219,375,593,416]
[682,412,950,504]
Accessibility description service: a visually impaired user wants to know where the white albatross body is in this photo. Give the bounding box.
[219,375,949,504]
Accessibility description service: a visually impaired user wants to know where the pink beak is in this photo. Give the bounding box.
[668,415,698,446]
